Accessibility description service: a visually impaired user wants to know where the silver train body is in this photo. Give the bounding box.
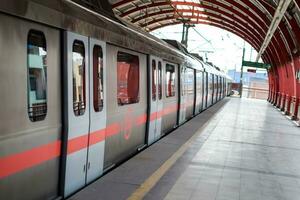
[0,1,233,199]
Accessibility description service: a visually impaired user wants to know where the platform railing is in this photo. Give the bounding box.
[297,102,300,121]
[289,96,296,118]
[280,93,285,110]
[277,92,282,108]
[242,86,269,100]
[268,93,300,126]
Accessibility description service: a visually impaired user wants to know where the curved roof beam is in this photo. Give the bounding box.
[141,15,264,45]
[260,0,298,50]
[132,6,282,64]
[202,0,291,64]
[138,6,282,65]
[112,0,298,65]
[149,18,277,65]
[117,1,269,30]
[249,0,298,64]
[252,0,294,61]
[113,0,286,64]
[196,0,294,63]
[150,20,272,64]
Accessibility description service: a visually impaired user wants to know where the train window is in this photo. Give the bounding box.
[158,61,162,100]
[93,45,104,112]
[152,60,157,101]
[72,40,86,116]
[166,64,176,98]
[117,51,139,105]
[27,30,47,122]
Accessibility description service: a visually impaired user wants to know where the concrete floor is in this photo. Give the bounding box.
[70,98,300,200]
[160,98,300,200]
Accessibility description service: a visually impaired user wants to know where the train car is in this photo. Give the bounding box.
[203,70,209,109]
[177,57,202,124]
[217,71,224,101]
[195,66,205,115]
[203,63,215,107]
[186,53,208,113]
[0,1,232,200]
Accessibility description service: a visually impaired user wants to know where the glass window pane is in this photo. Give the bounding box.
[27,30,47,122]
[117,51,139,105]
[93,45,104,112]
[166,64,176,98]
[72,40,86,116]
[152,60,156,101]
[158,61,162,100]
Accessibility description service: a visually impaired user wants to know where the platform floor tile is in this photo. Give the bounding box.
[160,98,300,200]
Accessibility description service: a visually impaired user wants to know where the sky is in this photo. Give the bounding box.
[151,24,263,73]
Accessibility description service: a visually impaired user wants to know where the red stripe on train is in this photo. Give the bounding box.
[0,103,179,178]
[105,123,121,138]
[89,129,106,146]
[135,114,147,125]
[0,140,61,178]
[67,135,89,154]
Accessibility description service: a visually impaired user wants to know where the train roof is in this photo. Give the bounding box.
[161,41,228,78]
[189,53,227,77]
[0,0,188,63]
[162,40,205,71]
[0,0,229,79]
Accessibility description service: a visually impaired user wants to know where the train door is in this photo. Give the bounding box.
[216,76,219,101]
[195,71,203,114]
[87,38,106,183]
[185,68,195,119]
[148,56,163,145]
[179,65,187,124]
[225,79,227,96]
[203,72,208,109]
[219,77,222,99]
[214,75,217,104]
[210,74,213,105]
[219,76,222,100]
[200,71,204,112]
[217,76,219,102]
[223,78,226,98]
[214,75,218,103]
[220,77,222,99]
[63,32,106,196]
[210,73,213,106]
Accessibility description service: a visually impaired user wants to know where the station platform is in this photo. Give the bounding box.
[69,98,300,200]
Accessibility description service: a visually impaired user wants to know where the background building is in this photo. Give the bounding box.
[227,69,269,99]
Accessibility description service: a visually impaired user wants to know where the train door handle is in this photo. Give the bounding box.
[88,162,91,170]
[83,164,86,172]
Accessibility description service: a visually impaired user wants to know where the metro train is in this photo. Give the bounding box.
[0,1,232,199]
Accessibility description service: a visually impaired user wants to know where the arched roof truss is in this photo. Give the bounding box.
[110,0,300,66]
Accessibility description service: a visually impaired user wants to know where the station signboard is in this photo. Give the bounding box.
[247,69,256,73]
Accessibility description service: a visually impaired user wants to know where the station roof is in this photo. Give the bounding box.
[109,0,300,68]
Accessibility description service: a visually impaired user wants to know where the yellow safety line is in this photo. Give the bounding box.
[127,116,215,200]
